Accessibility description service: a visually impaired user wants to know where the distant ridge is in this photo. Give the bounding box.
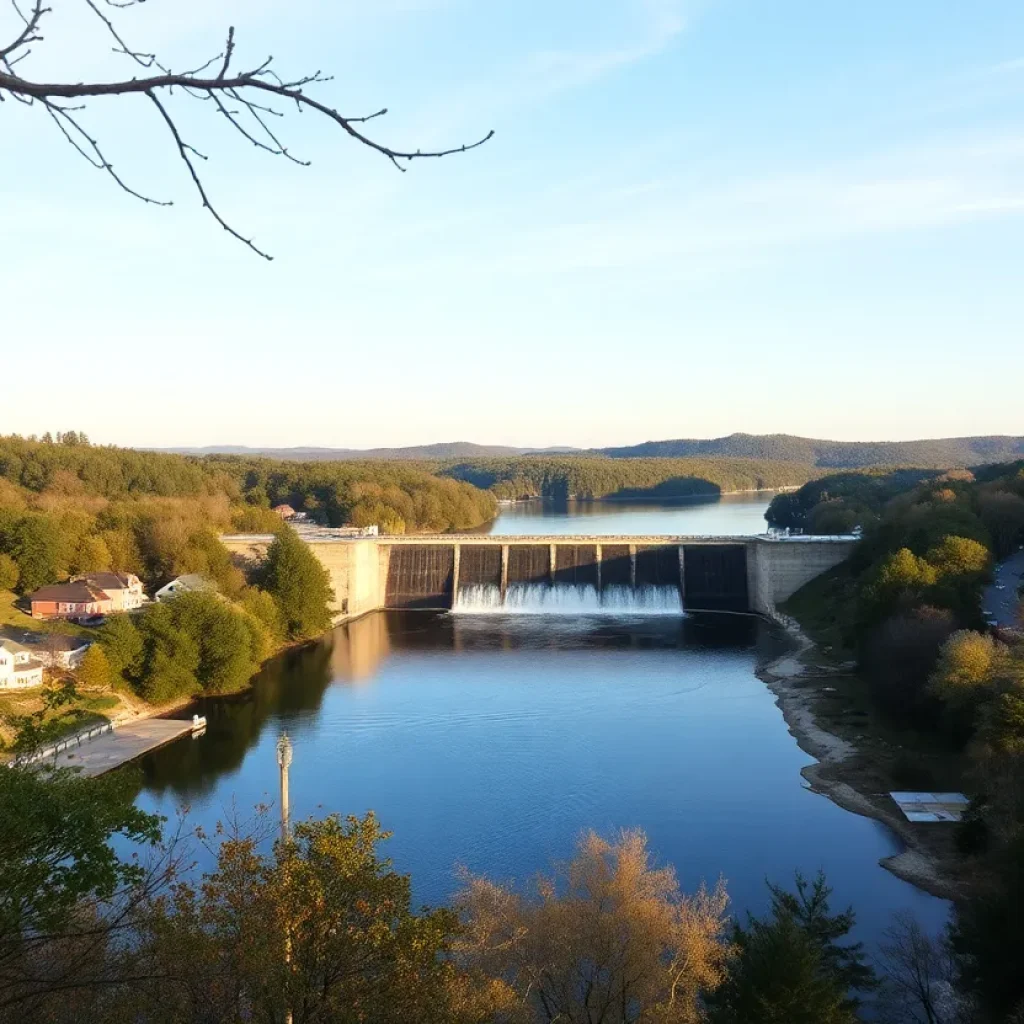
[159,442,583,461]
[596,433,1024,468]
[156,434,1024,469]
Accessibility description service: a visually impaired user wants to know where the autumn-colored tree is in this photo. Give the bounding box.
[116,812,488,1024]
[455,828,732,1023]
[76,646,111,690]
[929,631,1003,712]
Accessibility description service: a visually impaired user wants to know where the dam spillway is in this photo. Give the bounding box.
[384,541,746,612]
[453,583,684,616]
[217,532,859,622]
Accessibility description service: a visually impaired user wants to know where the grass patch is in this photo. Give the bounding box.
[0,589,90,639]
[0,688,122,751]
[782,564,859,660]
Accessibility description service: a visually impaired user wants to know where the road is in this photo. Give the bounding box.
[983,549,1024,629]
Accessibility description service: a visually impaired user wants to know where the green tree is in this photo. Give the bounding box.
[76,645,111,689]
[134,604,201,703]
[0,553,18,591]
[763,872,876,1004]
[953,832,1024,1021]
[261,528,333,640]
[97,615,144,683]
[239,587,285,648]
[7,516,65,593]
[707,873,873,1024]
[168,592,264,694]
[0,765,161,937]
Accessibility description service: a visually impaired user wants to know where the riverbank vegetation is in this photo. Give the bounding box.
[776,459,1024,1021]
[441,455,820,501]
[2,758,928,1023]
[0,433,489,736]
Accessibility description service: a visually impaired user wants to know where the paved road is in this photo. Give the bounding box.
[983,549,1024,629]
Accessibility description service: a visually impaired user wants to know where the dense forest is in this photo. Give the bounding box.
[775,460,1024,1021]
[440,456,819,501]
[599,432,1024,468]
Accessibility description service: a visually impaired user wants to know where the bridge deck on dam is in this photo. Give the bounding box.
[220,532,857,621]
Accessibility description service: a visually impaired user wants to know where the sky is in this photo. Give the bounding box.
[2,0,1023,449]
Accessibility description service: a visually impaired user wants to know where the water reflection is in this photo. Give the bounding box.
[135,610,949,947]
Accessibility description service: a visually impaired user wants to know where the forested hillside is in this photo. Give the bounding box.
[0,436,497,544]
[599,433,1024,467]
[165,433,1024,470]
[441,456,819,501]
[778,460,1024,1020]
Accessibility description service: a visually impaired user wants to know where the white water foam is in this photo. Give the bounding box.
[452,583,684,616]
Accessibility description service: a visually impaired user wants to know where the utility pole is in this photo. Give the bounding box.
[276,732,294,1024]
[276,732,292,842]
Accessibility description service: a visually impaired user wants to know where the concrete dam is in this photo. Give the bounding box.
[220,533,856,622]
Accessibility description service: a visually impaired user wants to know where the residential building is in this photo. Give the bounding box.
[72,572,146,611]
[35,634,92,670]
[155,574,214,602]
[28,570,146,620]
[0,639,44,689]
[29,580,113,620]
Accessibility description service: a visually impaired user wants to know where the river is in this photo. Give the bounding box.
[484,491,777,536]
[133,493,949,949]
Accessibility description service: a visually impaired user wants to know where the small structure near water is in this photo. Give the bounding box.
[890,791,969,823]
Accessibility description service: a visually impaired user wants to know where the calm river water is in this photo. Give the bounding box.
[132,494,948,950]
[485,492,775,535]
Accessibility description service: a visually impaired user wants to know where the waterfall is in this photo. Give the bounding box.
[453,583,684,616]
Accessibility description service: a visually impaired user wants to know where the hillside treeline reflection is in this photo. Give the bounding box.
[135,611,786,798]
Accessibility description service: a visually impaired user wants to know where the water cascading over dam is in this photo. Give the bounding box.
[449,542,687,615]
[219,532,858,622]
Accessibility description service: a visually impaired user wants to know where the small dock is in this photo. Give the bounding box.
[47,719,196,777]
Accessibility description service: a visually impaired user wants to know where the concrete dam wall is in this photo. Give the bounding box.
[220,533,856,622]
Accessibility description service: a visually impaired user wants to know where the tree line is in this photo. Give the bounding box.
[0,435,497,535]
[441,456,819,502]
[1,755,948,1024]
[775,460,1024,1021]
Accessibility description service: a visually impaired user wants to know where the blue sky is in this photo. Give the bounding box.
[3,0,1023,448]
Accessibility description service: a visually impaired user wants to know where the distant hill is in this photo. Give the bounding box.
[160,442,582,461]
[157,434,1024,470]
[596,433,1024,468]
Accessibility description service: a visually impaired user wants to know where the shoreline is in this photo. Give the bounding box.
[757,617,959,902]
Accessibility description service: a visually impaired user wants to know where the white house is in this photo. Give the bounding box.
[35,635,92,671]
[155,574,214,603]
[0,639,45,689]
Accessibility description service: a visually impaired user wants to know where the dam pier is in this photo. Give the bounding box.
[221,532,856,621]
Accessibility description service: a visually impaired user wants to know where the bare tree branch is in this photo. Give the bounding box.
[0,3,493,256]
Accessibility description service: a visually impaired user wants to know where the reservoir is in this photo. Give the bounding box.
[135,586,949,950]
[484,491,777,536]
